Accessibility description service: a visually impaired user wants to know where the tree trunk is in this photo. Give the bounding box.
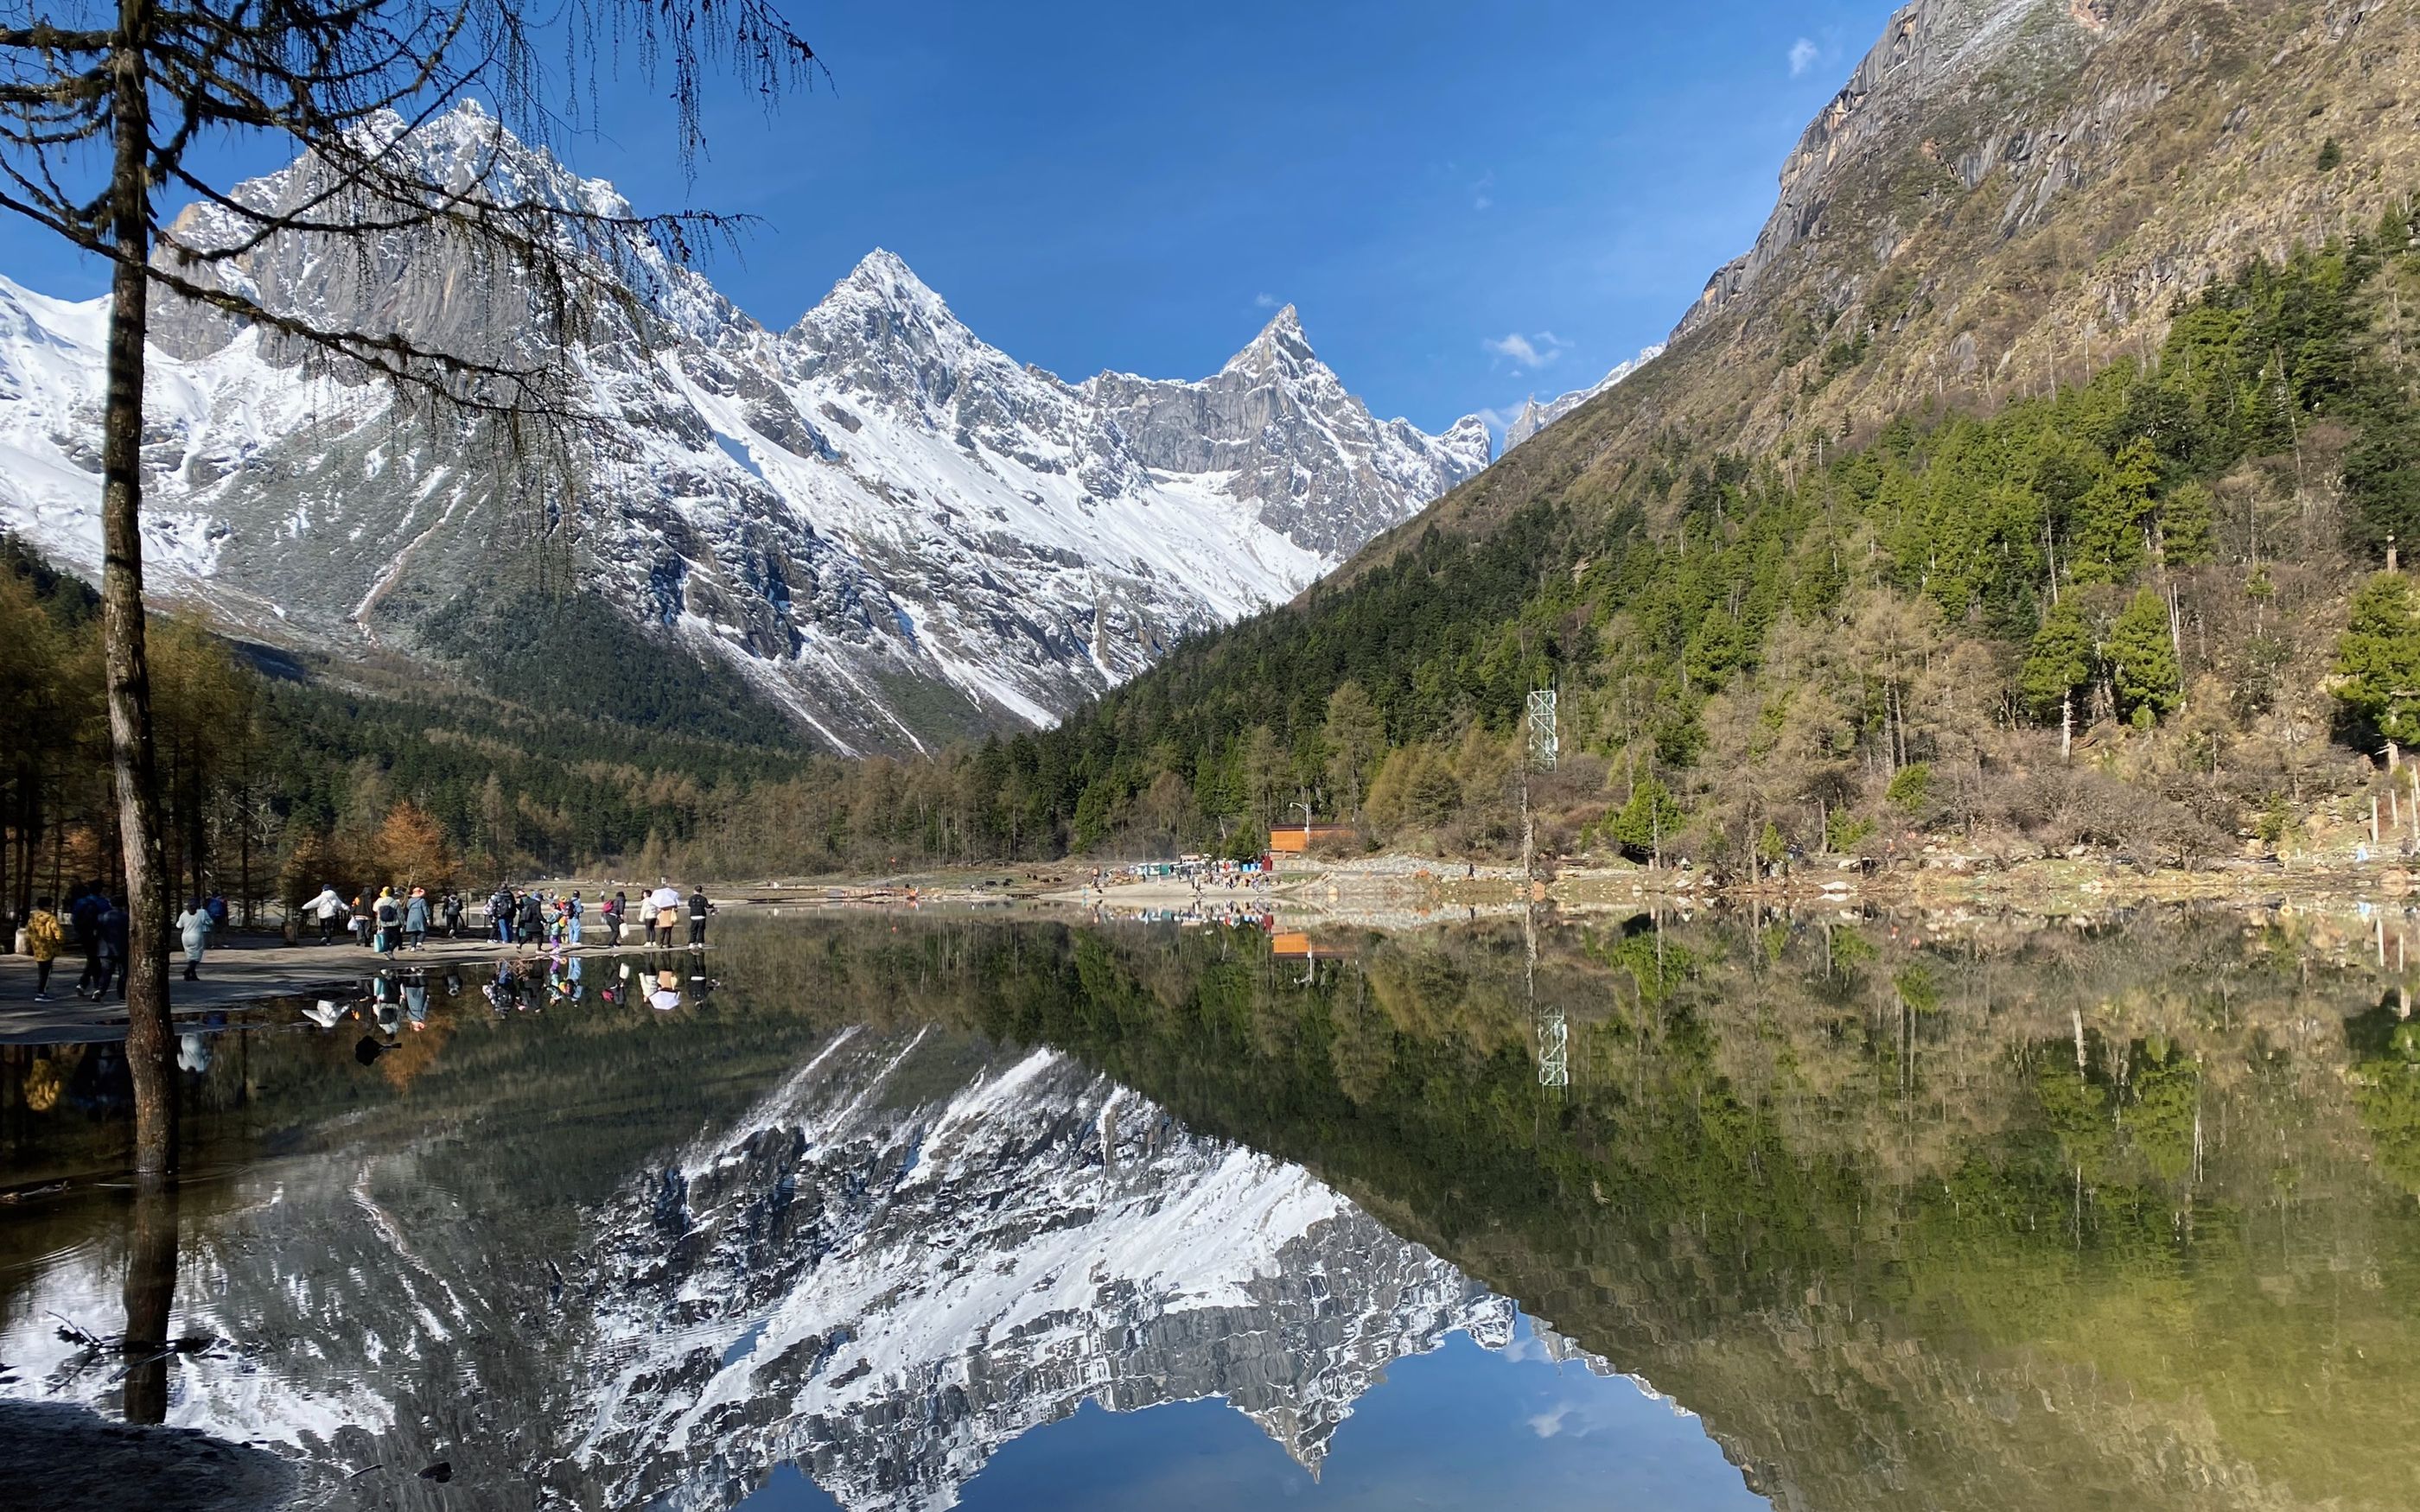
[104,3,176,1185]
[120,1178,181,1424]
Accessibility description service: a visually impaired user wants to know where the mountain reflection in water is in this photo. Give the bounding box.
[3,909,2418,1511]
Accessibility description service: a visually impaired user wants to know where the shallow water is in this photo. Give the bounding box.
[3,910,2417,1510]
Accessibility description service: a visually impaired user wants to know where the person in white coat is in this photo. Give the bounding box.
[306,884,346,946]
[175,899,213,982]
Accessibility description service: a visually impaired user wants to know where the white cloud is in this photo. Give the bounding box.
[1484,332,1564,369]
[1253,292,1278,308]
[1788,36,1820,76]
[1529,1405,1570,1439]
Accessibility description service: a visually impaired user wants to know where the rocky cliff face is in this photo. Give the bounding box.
[1673,0,2107,340]
[0,104,1488,752]
[1409,0,2420,537]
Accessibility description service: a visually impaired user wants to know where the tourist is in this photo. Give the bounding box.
[686,886,715,948]
[306,882,345,945]
[489,884,515,944]
[516,888,544,950]
[22,895,63,1001]
[71,882,105,996]
[204,889,230,931]
[175,899,213,982]
[648,880,682,949]
[373,887,400,957]
[442,891,465,938]
[404,887,430,951]
[94,895,129,1000]
[349,893,373,948]
[602,892,624,948]
[567,891,584,946]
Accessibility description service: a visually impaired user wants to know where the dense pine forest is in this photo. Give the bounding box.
[13,214,2420,900]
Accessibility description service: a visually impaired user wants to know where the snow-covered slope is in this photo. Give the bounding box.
[0,1026,1538,1511]
[0,102,1489,753]
[1501,343,1665,452]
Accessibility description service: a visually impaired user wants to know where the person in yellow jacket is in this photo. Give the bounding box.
[23,896,64,1001]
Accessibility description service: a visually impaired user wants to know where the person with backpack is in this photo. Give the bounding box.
[490,885,516,944]
[602,892,624,948]
[566,891,584,946]
[442,892,464,938]
[373,887,401,957]
[516,889,544,950]
[204,890,230,932]
[175,899,214,982]
[23,896,63,1001]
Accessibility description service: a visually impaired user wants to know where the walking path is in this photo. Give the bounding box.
[0,931,708,1042]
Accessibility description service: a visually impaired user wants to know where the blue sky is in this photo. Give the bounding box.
[0,0,1896,438]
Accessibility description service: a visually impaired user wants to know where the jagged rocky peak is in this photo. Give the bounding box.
[0,107,1487,754]
[1226,302,1317,372]
[1083,303,1490,558]
[1501,343,1665,452]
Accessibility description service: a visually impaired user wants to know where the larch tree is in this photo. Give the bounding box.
[1321,682,1384,822]
[0,0,818,1182]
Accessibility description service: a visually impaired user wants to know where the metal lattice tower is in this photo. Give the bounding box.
[1536,1012,1570,1088]
[1525,688,1558,771]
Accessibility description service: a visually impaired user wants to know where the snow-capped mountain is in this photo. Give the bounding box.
[1501,343,1664,452]
[0,102,1489,752]
[0,1026,1542,1511]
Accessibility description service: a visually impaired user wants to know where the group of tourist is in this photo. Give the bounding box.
[300,884,471,956]
[15,881,182,1001]
[477,880,715,951]
[16,876,721,1002]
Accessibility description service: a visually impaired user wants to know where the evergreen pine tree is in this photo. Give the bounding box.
[2067,438,2162,584]
[2106,588,2182,727]
[2019,598,2097,722]
[2335,573,2420,745]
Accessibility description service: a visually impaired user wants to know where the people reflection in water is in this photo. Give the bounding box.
[649,967,682,1011]
[403,970,429,1027]
[485,958,526,1013]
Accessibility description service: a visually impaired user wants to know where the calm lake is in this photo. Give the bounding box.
[3,907,2417,1510]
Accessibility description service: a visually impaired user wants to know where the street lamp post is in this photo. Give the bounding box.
[1290,801,1312,841]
